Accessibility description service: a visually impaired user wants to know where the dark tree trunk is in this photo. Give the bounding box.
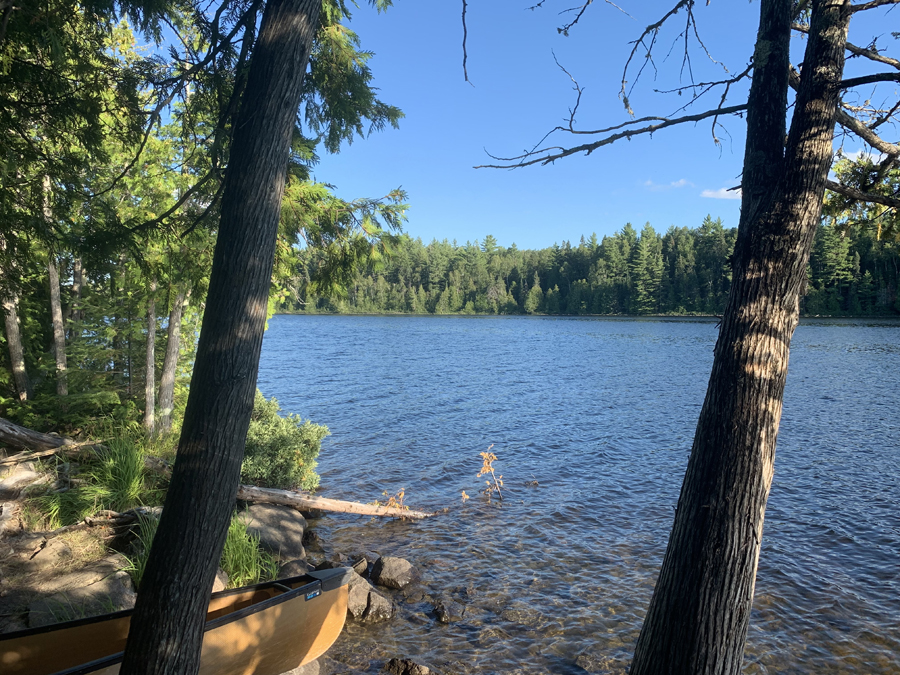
[48,255,68,397]
[629,2,850,674]
[144,277,157,437]
[2,292,30,402]
[156,286,188,435]
[120,0,321,672]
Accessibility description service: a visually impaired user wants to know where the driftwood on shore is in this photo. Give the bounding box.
[1,417,434,519]
[236,485,433,519]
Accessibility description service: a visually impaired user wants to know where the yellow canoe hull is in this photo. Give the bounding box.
[0,569,350,675]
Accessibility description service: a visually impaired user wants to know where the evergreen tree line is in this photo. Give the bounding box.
[284,216,900,317]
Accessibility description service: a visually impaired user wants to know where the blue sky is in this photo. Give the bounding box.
[310,1,894,251]
[311,0,764,250]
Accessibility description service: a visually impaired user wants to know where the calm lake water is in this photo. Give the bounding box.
[258,315,900,674]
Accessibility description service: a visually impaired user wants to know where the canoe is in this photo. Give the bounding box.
[0,568,351,675]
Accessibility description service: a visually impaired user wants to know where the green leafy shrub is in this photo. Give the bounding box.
[241,392,328,491]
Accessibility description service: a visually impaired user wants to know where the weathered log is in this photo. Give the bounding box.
[236,485,434,519]
[0,417,73,452]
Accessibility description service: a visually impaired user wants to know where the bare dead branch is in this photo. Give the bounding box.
[462,0,471,83]
[475,103,747,169]
[793,24,900,70]
[850,0,900,12]
[841,72,900,88]
[552,51,585,130]
[836,108,900,156]
[826,179,900,208]
[620,0,693,114]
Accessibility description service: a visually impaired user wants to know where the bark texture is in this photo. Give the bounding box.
[630,1,850,673]
[144,277,157,437]
[48,256,68,397]
[2,292,29,402]
[120,0,322,672]
[156,286,188,435]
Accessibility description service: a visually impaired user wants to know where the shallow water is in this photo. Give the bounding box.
[258,315,900,674]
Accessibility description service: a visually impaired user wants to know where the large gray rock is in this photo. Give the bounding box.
[0,463,42,500]
[212,568,229,593]
[278,559,313,579]
[0,502,21,536]
[371,556,418,590]
[363,589,394,623]
[344,568,394,623]
[29,569,135,627]
[242,504,307,562]
[280,658,320,675]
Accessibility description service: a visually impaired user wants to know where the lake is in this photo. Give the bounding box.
[257,315,900,674]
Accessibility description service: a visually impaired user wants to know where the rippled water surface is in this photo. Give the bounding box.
[258,315,900,674]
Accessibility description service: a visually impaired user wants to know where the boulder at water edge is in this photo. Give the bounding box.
[242,504,306,562]
[371,556,418,590]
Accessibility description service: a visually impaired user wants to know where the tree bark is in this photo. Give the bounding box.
[630,2,850,673]
[48,255,68,397]
[144,277,157,437]
[3,292,30,402]
[120,0,322,672]
[156,286,189,435]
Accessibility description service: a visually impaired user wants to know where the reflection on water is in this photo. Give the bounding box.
[258,315,900,674]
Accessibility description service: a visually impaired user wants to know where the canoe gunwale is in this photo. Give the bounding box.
[0,571,347,643]
[41,570,352,675]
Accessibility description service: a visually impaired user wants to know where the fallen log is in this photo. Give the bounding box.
[236,485,434,519]
[0,417,73,452]
[0,417,102,463]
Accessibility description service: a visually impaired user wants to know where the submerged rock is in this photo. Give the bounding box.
[371,556,418,590]
[383,657,437,675]
[433,594,465,624]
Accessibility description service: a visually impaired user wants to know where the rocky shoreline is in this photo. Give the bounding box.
[0,461,449,675]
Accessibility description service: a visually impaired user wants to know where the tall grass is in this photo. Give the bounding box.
[26,436,160,529]
[124,512,277,590]
[124,515,159,589]
[221,514,278,588]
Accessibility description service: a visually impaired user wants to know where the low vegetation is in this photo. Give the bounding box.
[17,390,324,588]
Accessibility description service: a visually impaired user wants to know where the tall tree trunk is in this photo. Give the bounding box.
[120,1,321,672]
[2,292,30,402]
[67,256,83,329]
[112,253,126,390]
[630,1,850,673]
[156,286,189,435]
[144,277,157,437]
[48,255,68,397]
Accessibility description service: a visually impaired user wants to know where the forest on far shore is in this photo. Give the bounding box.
[286,216,900,317]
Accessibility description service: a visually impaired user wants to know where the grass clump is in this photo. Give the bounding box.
[242,391,328,492]
[124,512,277,590]
[222,513,278,588]
[24,436,161,530]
